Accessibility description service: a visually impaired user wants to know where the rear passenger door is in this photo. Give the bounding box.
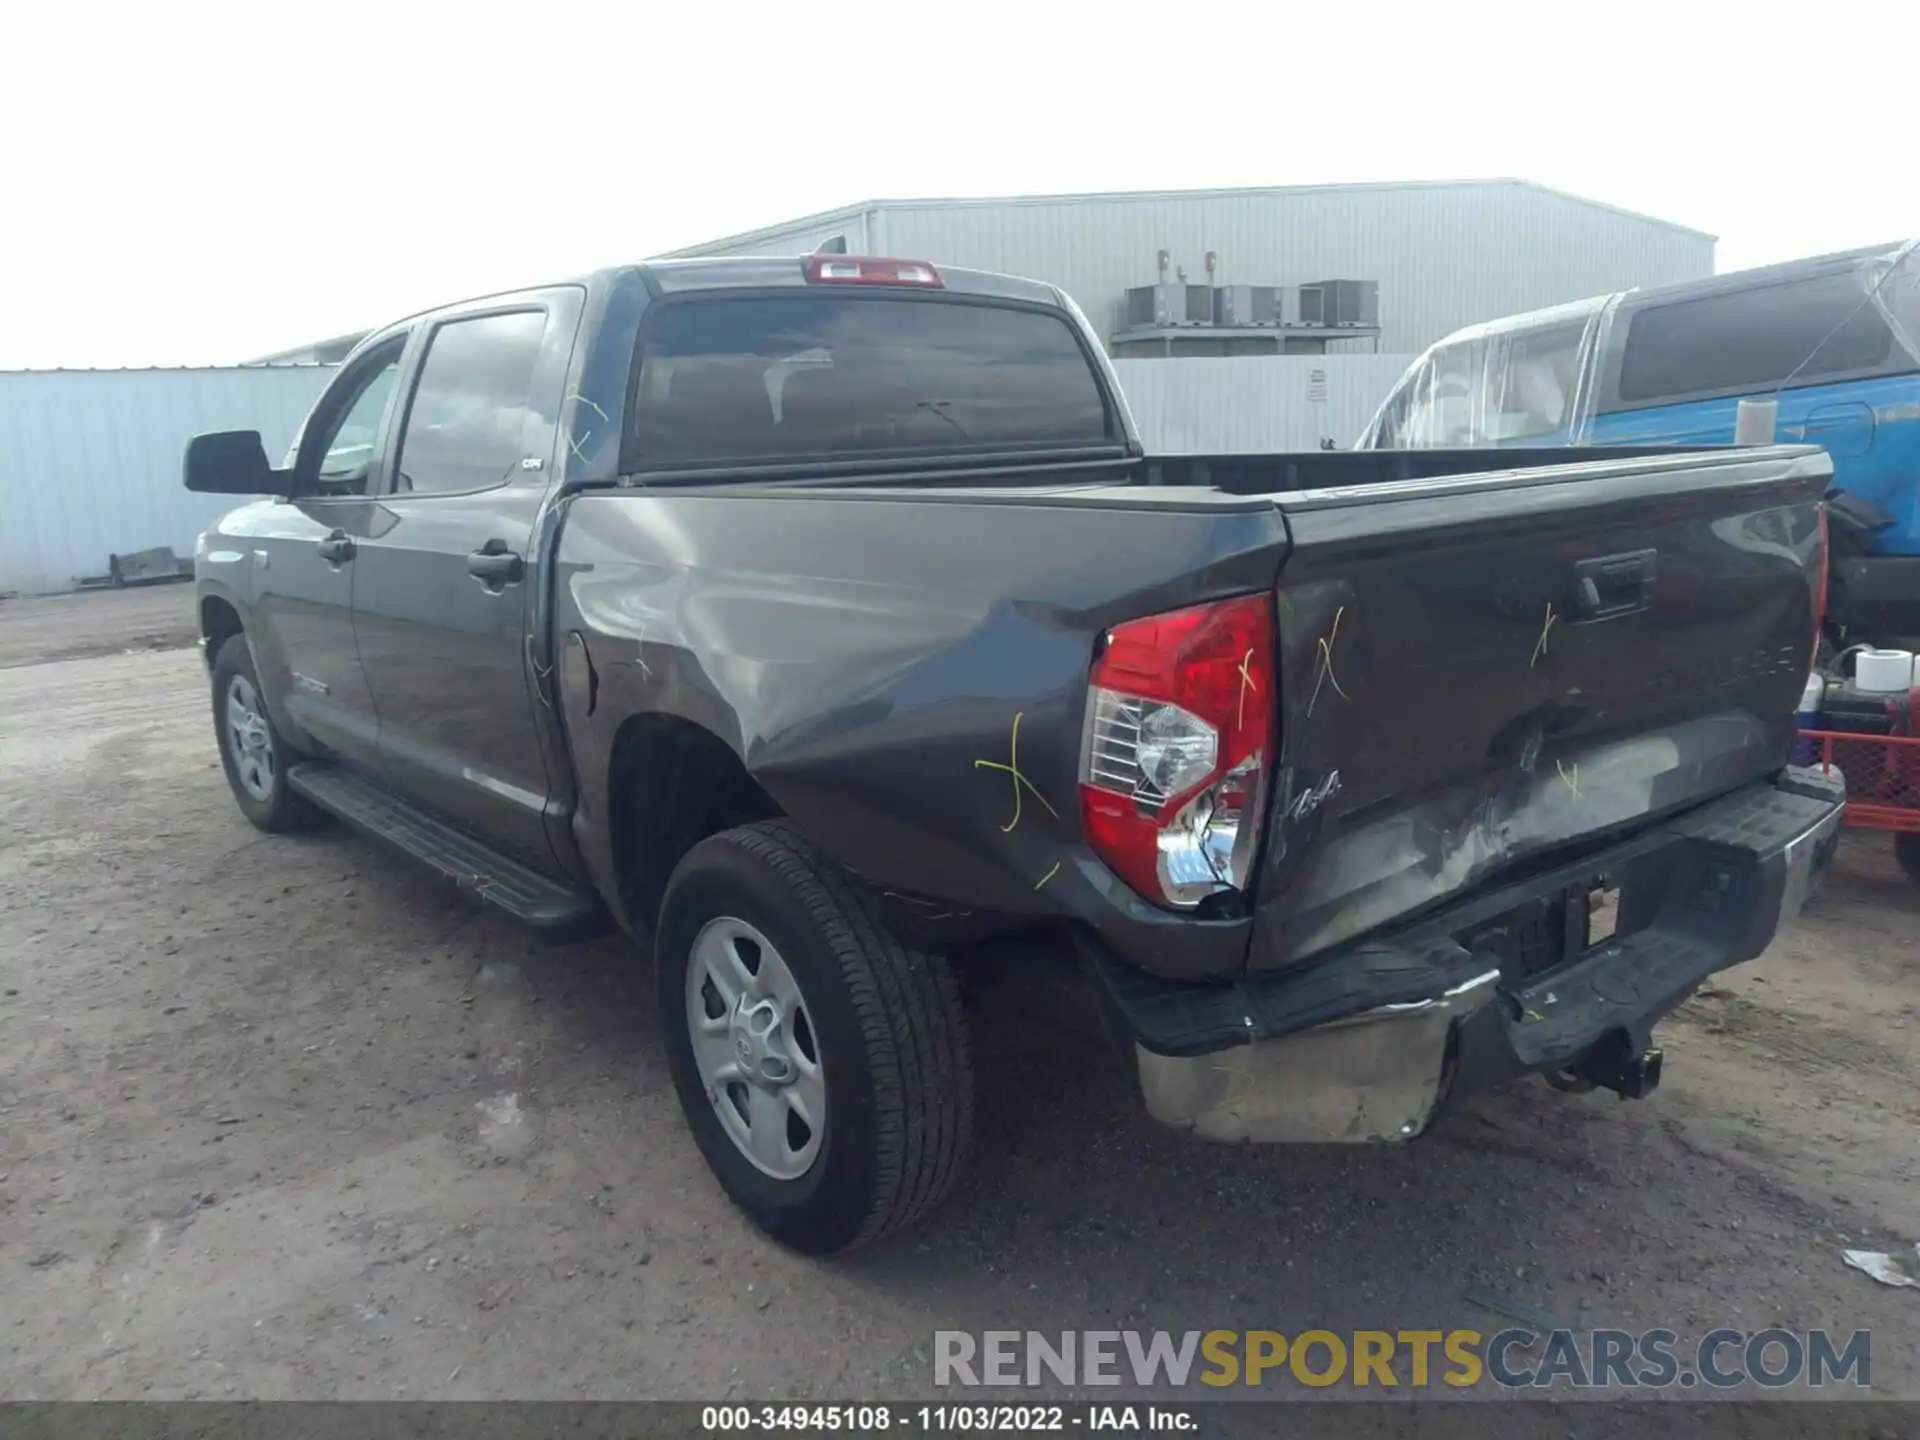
[349,289,583,872]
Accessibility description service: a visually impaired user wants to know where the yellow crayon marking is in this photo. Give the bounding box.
[1307,605,1350,718]
[567,392,611,424]
[1531,602,1558,668]
[1556,758,1581,801]
[974,711,1060,833]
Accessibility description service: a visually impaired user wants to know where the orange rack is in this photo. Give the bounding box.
[1797,729,1920,834]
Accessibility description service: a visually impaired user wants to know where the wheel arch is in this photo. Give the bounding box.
[198,590,245,671]
[606,711,784,936]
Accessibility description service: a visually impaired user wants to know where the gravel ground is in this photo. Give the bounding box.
[3,590,1918,1406]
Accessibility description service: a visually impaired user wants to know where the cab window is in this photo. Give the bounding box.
[391,310,548,495]
[313,361,400,493]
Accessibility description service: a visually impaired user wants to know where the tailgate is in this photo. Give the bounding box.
[1250,445,1830,971]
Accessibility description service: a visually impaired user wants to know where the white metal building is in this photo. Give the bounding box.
[664,180,1713,455]
[662,179,1716,360]
[1113,354,1413,452]
[0,367,332,595]
[3,182,1711,595]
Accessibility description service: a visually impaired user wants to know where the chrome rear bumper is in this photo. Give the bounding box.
[1115,769,1845,1145]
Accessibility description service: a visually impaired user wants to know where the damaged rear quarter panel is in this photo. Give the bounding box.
[552,482,1289,979]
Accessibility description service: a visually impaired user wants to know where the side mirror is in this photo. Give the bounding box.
[183,430,286,495]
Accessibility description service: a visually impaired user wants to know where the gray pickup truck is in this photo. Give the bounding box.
[185,254,1844,1254]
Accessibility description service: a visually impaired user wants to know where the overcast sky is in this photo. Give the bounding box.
[3,1,1912,368]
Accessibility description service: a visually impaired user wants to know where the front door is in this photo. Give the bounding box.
[349,292,580,873]
[246,343,405,768]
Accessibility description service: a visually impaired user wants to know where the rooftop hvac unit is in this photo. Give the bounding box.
[1213,286,1308,327]
[1303,279,1380,328]
[1125,284,1216,327]
[1213,286,1272,326]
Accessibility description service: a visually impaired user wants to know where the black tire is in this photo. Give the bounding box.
[1895,833,1920,888]
[210,634,322,834]
[655,820,974,1254]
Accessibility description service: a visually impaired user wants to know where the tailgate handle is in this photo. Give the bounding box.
[1571,548,1657,621]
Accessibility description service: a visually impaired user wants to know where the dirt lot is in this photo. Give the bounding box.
[3,588,1918,1404]
[0,585,200,670]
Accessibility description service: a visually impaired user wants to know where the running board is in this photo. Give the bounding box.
[286,761,605,941]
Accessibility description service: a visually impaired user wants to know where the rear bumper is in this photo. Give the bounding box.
[1088,768,1845,1143]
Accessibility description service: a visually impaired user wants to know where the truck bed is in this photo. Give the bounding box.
[555,443,1830,983]
[1231,445,1828,970]
[1140,445,1700,495]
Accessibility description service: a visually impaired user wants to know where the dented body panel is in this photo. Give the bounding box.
[550,440,1830,987]
[551,481,1290,981]
[1251,447,1829,971]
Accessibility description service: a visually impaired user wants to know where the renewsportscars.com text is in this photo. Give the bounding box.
[934,1328,1871,1391]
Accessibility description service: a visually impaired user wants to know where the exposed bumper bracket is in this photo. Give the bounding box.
[1115,769,1844,1145]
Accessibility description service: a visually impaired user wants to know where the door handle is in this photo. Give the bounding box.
[1571,548,1657,621]
[467,539,525,589]
[317,530,355,565]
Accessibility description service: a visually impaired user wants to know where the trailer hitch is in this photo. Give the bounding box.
[1571,1029,1664,1100]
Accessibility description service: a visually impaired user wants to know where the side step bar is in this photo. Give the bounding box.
[287,761,606,941]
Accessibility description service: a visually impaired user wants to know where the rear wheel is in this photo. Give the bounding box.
[655,820,974,1254]
[211,636,321,833]
[1895,833,1920,888]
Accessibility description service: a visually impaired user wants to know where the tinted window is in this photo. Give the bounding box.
[1616,273,1896,405]
[393,310,547,494]
[313,358,399,493]
[630,296,1113,468]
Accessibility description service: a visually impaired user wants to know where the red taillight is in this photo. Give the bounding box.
[801,255,944,288]
[1078,593,1275,909]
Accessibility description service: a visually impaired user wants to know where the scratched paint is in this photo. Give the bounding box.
[552,476,1291,984]
[974,712,1060,834]
[1306,603,1350,717]
[1530,602,1558,668]
[543,393,1823,987]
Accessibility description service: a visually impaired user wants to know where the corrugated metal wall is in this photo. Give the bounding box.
[0,367,333,595]
[0,355,1411,593]
[1113,355,1413,453]
[672,182,1714,356]
[747,211,876,257]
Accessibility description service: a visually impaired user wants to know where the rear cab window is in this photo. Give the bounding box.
[1609,260,1920,410]
[627,295,1115,472]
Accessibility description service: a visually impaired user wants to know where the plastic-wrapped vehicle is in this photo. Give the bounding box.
[1359,241,1920,638]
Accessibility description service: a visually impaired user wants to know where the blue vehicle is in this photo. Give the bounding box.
[1359,241,1920,638]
